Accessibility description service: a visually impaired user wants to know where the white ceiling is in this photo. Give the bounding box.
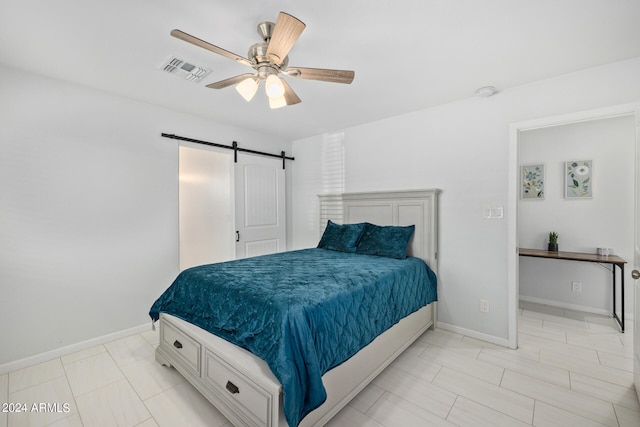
[2,0,640,140]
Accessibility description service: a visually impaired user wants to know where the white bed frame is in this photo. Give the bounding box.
[155,189,439,426]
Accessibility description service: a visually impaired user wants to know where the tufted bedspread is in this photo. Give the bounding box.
[149,248,437,426]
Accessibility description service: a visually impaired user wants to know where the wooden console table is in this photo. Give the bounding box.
[519,248,627,332]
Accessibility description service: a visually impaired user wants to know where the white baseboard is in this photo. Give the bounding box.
[519,295,634,321]
[0,323,151,375]
[436,321,512,348]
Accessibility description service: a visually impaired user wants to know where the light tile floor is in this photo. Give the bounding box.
[1,302,639,426]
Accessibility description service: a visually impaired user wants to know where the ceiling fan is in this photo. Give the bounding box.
[171,11,355,109]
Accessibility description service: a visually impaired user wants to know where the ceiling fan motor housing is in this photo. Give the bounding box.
[249,42,288,73]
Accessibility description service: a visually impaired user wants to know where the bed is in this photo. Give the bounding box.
[150,189,439,426]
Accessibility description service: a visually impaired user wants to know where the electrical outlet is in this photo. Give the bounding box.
[480,299,490,313]
[571,281,582,292]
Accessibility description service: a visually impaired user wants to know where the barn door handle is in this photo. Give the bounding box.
[235,231,240,242]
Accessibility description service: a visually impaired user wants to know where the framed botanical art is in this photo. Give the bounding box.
[521,164,545,199]
[565,160,592,198]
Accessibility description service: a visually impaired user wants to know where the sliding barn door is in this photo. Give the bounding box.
[235,154,286,259]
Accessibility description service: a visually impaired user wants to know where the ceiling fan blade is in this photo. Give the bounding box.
[284,67,355,84]
[265,12,306,65]
[206,73,256,89]
[170,29,253,67]
[281,79,301,106]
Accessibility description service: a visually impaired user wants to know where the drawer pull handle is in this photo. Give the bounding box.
[173,340,183,349]
[226,380,239,394]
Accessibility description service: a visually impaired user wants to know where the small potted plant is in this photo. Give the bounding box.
[548,232,559,252]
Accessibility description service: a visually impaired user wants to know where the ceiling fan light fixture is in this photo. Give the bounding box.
[265,74,285,98]
[268,95,287,109]
[235,77,259,102]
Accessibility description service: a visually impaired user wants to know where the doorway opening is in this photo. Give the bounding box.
[507,103,640,349]
[179,144,287,270]
[179,144,234,271]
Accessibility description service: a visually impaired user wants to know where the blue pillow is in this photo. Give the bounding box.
[317,220,366,253]
[356,223,415,259]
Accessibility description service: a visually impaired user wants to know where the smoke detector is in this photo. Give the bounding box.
[160,56,211,82]
[474,86,497,97]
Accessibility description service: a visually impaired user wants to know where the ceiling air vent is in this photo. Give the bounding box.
[160,56,211,82]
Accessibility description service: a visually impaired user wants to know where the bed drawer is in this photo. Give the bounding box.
[160,318,201,376]
[204,349,272,427]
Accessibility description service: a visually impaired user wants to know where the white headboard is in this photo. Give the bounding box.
[318,189,439,274]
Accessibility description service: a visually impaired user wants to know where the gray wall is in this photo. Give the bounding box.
[291,57,640,344]
[0,64,291,367]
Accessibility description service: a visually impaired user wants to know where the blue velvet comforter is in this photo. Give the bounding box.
[149,248,437,426]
